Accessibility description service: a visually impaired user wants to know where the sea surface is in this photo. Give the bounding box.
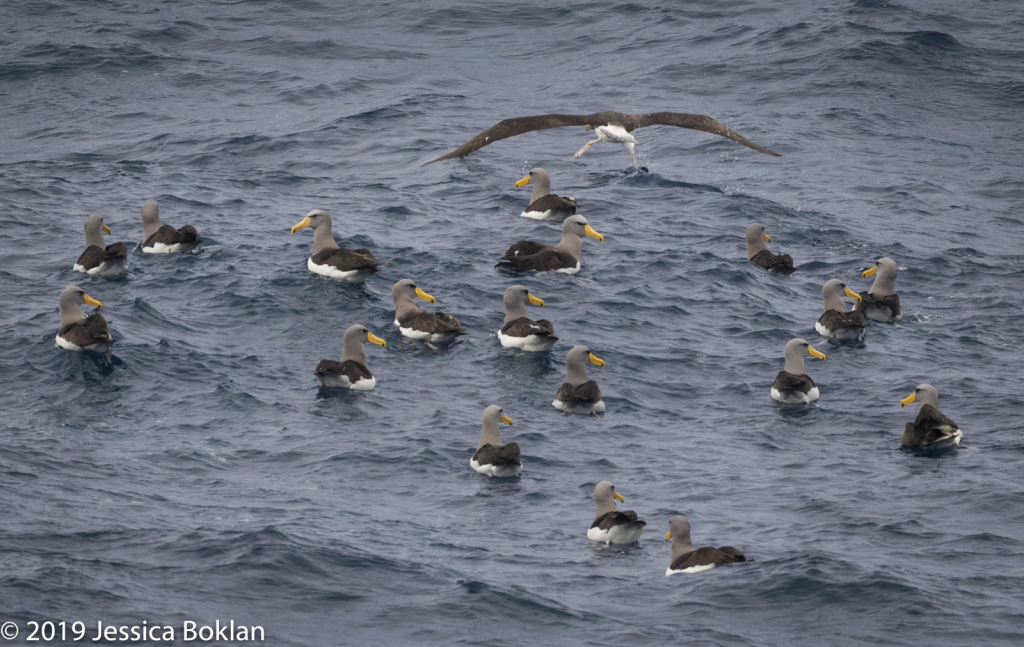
[2,1,1023,645]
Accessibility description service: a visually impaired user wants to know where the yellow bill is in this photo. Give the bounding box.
[515,175,531,188]
[367,332,387,347]
[589,352,605,367]
[613,491,624,502]
[900,391,916,407]
[584,224,604,241]
[665,531,672,542]
[500,413,513,425]
[290,216,311,234]
[102,222,112,234]
[415,286,436,303]
[862,265,877,278]
[83,294,102,308]
[844,286,862,302]
[586,125,592,131]
[808,345,826,361]
[762,233,770,242]
[527,292,545,306]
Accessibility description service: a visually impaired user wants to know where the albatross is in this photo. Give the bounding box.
[857,257,902,323]
[553,345,605,414]
[470,405,522,477]
[745,223,794,274]
[140,200,199,253]
[587,481,646,544]
[314,324,386,390]
[515,168,577,221]
[430,111,781,164]
[55,286,115,357]
[290,209,384,282]
[900,384,962,450]
[665,516,746,575]
[815,279,865,341]
[771,338,826,404]
[496,215,603,274]
[74,215,128,277]
[497,285,557,352]
[391,279,466,342]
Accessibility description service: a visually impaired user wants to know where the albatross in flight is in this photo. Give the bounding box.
[429,111,781,163]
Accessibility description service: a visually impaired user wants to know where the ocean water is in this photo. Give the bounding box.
[2,0,1024,645]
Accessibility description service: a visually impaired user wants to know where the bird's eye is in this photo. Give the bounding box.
[803,343,809,347]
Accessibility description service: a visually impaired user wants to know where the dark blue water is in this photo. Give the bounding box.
[2,1,1024,645]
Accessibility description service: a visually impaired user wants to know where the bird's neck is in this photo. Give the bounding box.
[312,225,340,254]
[566,360,589,386]
[553,233,583,260]
[529,177,550,204]
[869,274,894,296]
[84,229,106,249]
[60,302,86,328]
[143,219,161,240]
[783,353,807,375]
[594,497,617,518]
[478,419,502,449]
[823,293,848,313]
[340,340,366,365]
[747,237,767,259]
[671,535,695,561]
[503,298,528,325]
[394,297,421,320]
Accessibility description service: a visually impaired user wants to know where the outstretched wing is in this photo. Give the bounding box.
[625,112,781,156]
[430,114,595,162]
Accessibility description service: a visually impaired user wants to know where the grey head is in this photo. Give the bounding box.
[565,344,605,386]
[521,168,552,203]
[502,285,542,324]
[783,338,826,374]
[479,404,512,449]
[340,324,386,365]
[745,223,770,259]
[291,209,340,254]
[59,285,101,328]
[667,515,695,560]
[83,214,109,249]
[391,278,436,318]
[593,480,623,517]
[554,214,603,258]
[141,200,162,240]
[865,257,898,296]
[903,383,939,409]
[821,278,858,313]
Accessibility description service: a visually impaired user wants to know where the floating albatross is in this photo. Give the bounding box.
[430,111,781,164]
[900,384,962,450]
[515,168,577,221]
[74,215,127,277]
[665,516,746,575]
[470,405,522,477]
[314,324,386,390]
[291,209,384,282]
[391,279,466,342]
[553,345,605,414]
[497,215,603,274]
[857,257,902,323]
[140,200,199,253]
[771,338,826,404]
[498,285,557,352]
[745,223,794,274]
[815,279,865,341]
[55,286,115,357]
[587,481,646,544]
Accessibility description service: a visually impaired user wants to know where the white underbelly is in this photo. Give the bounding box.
[143,241,184,254]
[597,125,635,144]
[587,523,644,545]
[316,374,376,390]
[553,261,581,275]
[308,257,368,282]
[470,458,523,478]
[771,386,819,403]
[553,398,605,414]
[497,330,556,352]
[666,563,716,576]
[396,320,457,342]
[55,335,81,351]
